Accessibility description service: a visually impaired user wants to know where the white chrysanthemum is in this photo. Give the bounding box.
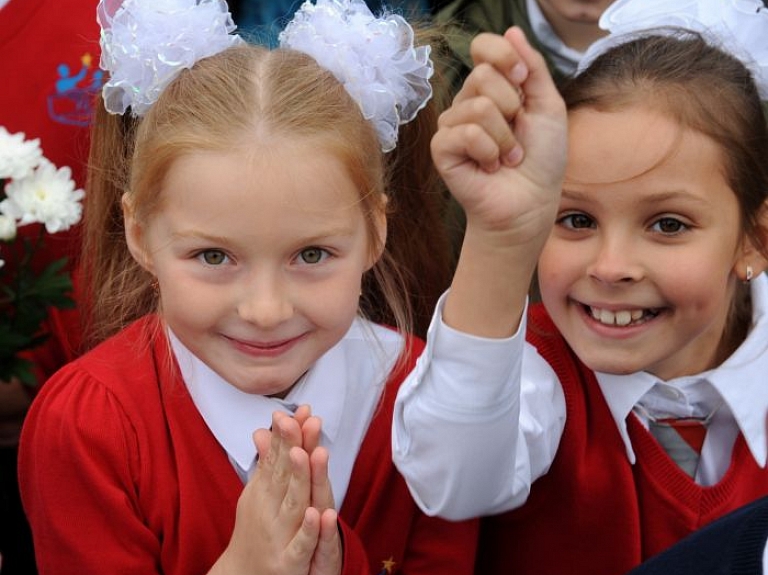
[0,213,17,241]
[0,160,85,234]
[0,127,43,180]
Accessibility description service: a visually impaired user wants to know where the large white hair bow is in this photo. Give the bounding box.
[579,0,768,99]
[98,0,244,116]
[279,0,434,152]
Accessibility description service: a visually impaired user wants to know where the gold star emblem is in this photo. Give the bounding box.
[381,556,396,573]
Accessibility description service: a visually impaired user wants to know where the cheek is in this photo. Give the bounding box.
[308,269,365,320]
[656,248,737,312]
[537,240,577,296]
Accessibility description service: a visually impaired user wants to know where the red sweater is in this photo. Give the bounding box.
[475,304,768,575]
[19,316,478,575]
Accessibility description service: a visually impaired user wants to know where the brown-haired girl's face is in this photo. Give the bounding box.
[125,139,385,396]
[538,105,754,380]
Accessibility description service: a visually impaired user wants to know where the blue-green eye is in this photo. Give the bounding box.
[198,249,229,265]
[299,247,328,264]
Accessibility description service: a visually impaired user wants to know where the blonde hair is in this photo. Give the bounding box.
[83,39,452,349]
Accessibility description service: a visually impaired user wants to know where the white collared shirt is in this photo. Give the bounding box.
[525,0,586,76]
[172,317,403,508]
[393,274,768,520]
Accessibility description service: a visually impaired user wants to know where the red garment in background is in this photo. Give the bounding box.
[1,0,101,383]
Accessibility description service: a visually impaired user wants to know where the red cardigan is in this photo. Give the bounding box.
[19,316,478,575]
[475,303,768,575]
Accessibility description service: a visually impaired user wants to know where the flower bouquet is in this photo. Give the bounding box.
[0,127,84,386]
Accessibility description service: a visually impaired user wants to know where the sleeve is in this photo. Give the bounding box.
[18,368,162,575]
[392,292,566,520]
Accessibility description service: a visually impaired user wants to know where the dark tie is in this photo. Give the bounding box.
[648,417,707,478]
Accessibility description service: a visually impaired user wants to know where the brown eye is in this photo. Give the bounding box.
[653,218,687,235]
[559,213,594,229]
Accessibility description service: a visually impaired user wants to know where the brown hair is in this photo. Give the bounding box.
[560,31,768,357]
[82,38,452,349]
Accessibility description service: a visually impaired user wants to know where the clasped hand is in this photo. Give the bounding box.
[214,406,341,575]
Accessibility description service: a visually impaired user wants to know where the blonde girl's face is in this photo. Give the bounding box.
[125,140,384,396]
[538,105,752,381]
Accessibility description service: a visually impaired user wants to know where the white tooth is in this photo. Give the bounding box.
[591,307,601,320]
[599,309,616,325]
[615,311,632,326]
[631,309,643,321]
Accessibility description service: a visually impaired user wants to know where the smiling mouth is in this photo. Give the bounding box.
[585,305,661,327]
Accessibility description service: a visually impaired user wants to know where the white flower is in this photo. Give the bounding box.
[0,213,17,241]
[0,127,43,180]
[1,160,85,234]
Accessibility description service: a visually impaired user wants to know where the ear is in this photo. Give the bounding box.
[733,200,768,282]
[366,194,388,270]
[122,193,155,274]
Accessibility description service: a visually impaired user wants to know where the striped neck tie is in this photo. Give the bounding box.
[648,417,708,478]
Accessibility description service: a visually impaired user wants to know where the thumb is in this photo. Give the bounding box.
[503,26,563,115]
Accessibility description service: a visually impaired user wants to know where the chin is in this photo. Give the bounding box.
[577,353,646,376]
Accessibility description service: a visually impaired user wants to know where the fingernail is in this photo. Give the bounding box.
[510,63,528,84]
[483,158,501,173]
[505,145,524,166]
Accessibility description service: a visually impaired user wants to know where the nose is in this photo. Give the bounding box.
[237,272,293,329]
[586,234,644,285]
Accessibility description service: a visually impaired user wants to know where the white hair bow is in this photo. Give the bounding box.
[579,0,768,99]
[279,0,434,152]
[98,0,244,117]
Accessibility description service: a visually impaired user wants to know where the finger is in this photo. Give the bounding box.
[503,27,563,116]
[469,32,528,85]
[309,446,335,512]
[432,123,508,174]
[285,507,322,573]
[310,509,341,575]
[280,446,312,530]
[267,413,304,506]
[252,427,271,469]
[437,96,519,162]
[293,404,312,427]
[301,415,323,455]
[453,62,523,119]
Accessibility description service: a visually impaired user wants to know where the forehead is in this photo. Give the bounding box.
[562,106,741,221]
[565,106,726,187]
[155,143,367,237]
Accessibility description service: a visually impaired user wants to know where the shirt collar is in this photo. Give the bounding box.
[169,324,355,473]
[596,273,768,466]
[525,0,585,75]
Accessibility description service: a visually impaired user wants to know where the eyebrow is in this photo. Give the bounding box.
[172,222,359,245]
[561,188,712,207]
